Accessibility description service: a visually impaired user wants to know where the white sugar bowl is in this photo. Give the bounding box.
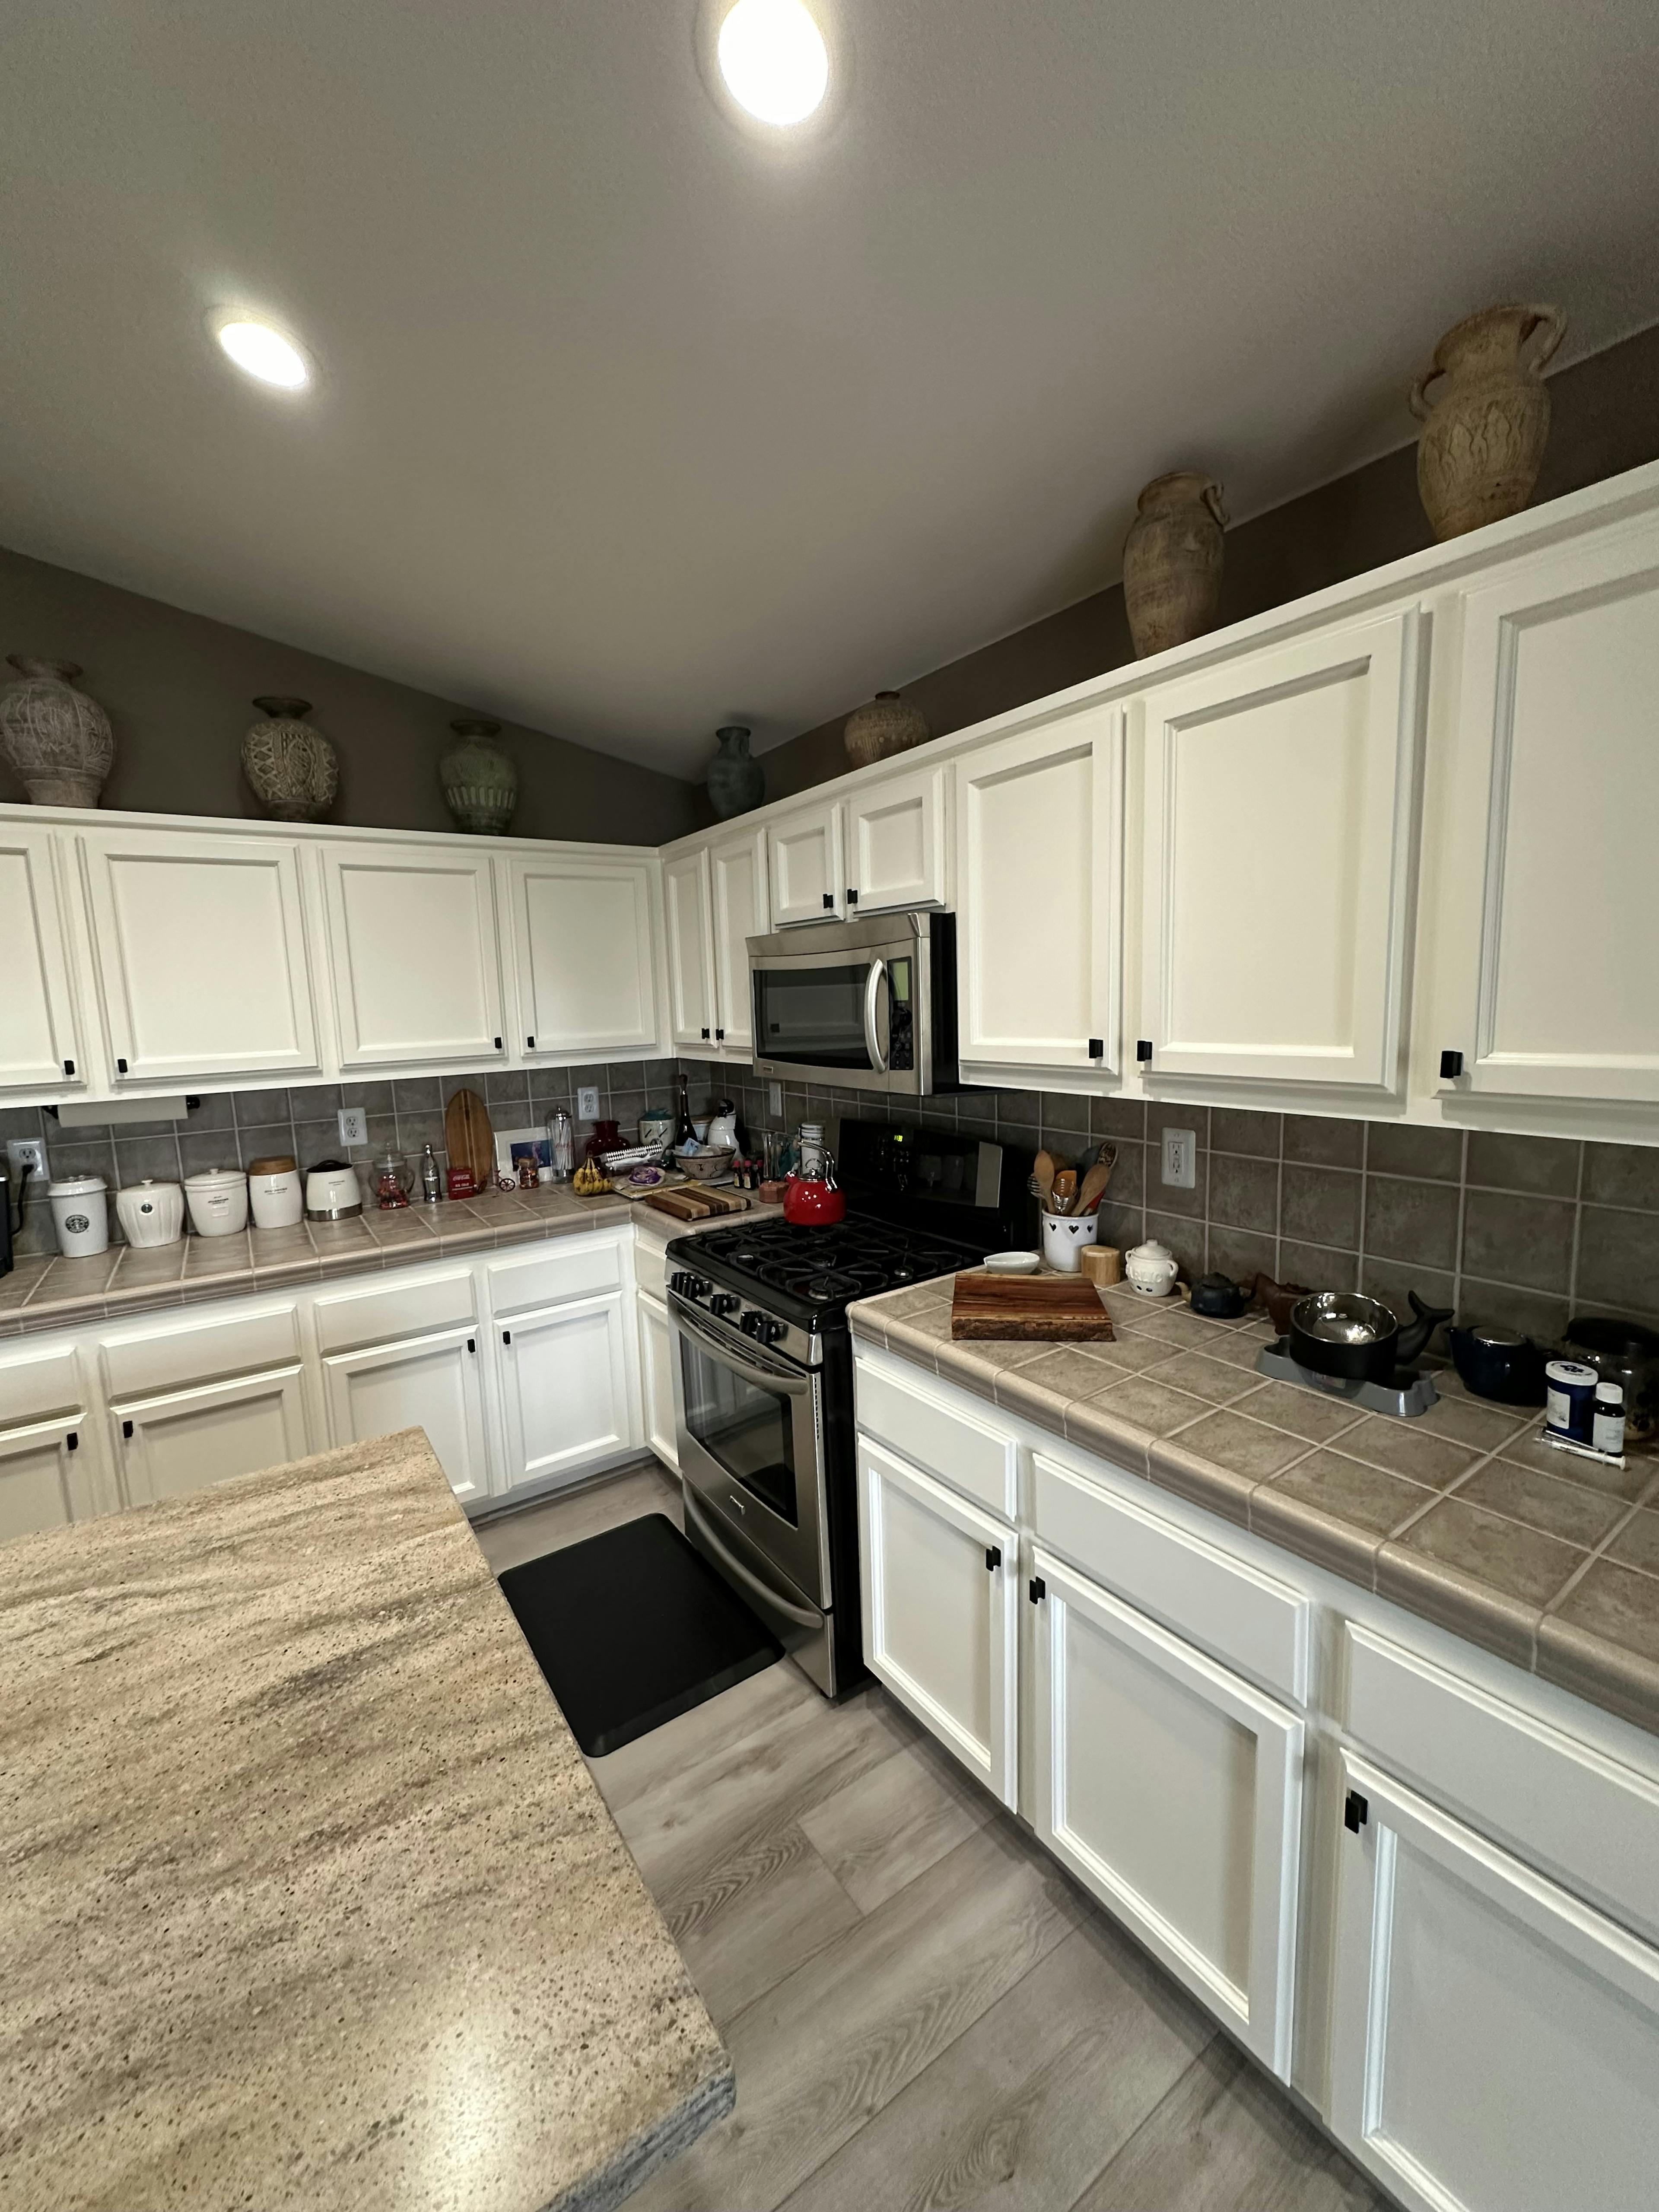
[1125,1239,1179,1296]
[184,1166,249,1238]
[116,1179,185,1247]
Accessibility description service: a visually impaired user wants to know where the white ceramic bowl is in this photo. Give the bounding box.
[1040,1210,1099,1274]
[983,1250,1041,1274]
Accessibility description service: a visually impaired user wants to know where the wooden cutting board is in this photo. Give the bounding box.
[951,1272,1116,1341]
[444,1088,494,1189]
[645,1185,749,1223]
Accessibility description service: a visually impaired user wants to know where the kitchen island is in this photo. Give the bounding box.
[0,1429,732,2212]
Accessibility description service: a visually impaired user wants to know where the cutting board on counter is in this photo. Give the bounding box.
[645,1185,749,1223]
[951,1273,1116,1341]
[444,1089,494,1189]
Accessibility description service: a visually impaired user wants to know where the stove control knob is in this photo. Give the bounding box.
[741,1310,785,1343]
[709,1292,740,1316]
[670,1272,713,1300]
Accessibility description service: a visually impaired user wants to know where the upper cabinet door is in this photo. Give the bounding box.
[322,845,505,1069]
[847,763,948,913]
[79,829,321,1084]
[955,705,1123,1074]
[1139,608,1424,1093]
[708,826,766,1056]
[769,801,845,925]
[0,825,83,1093]
[1441,518,1659,1105]
[662,849,716,1050]
[507,854,661,1058]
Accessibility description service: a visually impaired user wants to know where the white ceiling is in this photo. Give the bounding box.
[2,1,1656,780]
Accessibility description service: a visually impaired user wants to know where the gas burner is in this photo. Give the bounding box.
[803,1271,862,1303]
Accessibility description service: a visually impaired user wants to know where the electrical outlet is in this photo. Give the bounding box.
[337,1106,368,1147]
[6,1137,48,1189]
[1161,1127,1197,1190]
[768,1082,784,1118]
[576,1085,601,1121]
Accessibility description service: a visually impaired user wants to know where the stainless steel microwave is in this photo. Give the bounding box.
[747,910,958,1096]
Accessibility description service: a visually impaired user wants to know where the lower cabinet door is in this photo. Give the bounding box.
[322,1327,489,1506]
[1330,1756,1659,2212]
[856,1436,1018,1808]
[637,1289,679,1474]
[496,1291,634,1493]
[114,1366,311,1505]
[0,1416,81,1539]
[1030,1544,1302,2079]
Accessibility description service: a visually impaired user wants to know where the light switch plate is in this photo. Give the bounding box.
[768,1082,784,1118]
[337,1106,368,1147]
[576,1085,601,1121]
[1161,1127,1197,1190]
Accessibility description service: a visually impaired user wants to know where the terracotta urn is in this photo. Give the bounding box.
[0,656,115,805]
[241,696,338,821]
[1122,472,1229,658]
[706,725,764,819]
[440,717,518,834]
[843,690,928,771]
[1411,303,1567,540]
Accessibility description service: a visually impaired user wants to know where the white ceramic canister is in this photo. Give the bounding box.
[115,1179,185,1247]
[1125,1238,1180,1296]
[184,1166,250,1238]
[1039,1209,1099,1274]
[247,1154,303,1231]
[48,1175,109,1258]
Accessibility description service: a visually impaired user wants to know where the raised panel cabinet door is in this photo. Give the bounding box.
[954,706,1122,1073]
[79,830,321,1082]
[1139,607,1424,1091]
[114,1366,311,1506]
[857,1435,1018,1808]
[663,848,716,1049]
[0,1417,80,1539]
[708,827,766,1055]
[637,1289,680,1473]
[322,845,505,1068]
[508,855,661,1058]
[1329,1756,1659,2212]
[768,802,845,926]
[322,1326,489,1505]
[1444,518,1659,1103]
[497,1291,634,1491]
[1030,1545,1302,2079]
[847,764,948,912]
[0,826,83,1093]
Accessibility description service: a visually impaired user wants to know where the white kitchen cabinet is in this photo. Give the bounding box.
[505,852,661,1060]
[78,828,321,1084]
[637,1288,679,1473]
[0,825,83,1094]
[0,1415,83,1540]
[494,1290,635,1492]
[768,800,845,926]
[1138,608,1423,1093]
[857,1435,1018,1808]
[1030,1544,1302,2079]
[707,826,766,1055]
[112,1364,311,1505]
[1329,1756,1659,2212]
[954,705,1123,1075]
[322,1323,489,1505]
[663,848,716,1050]
[1433,514,1659,1105]
[321,843,506,1069]
[846,763,948,912]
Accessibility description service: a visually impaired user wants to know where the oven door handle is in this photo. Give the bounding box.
[863,957,889,1074]
[670,1296,811,1391]
[684,1491,825,1630]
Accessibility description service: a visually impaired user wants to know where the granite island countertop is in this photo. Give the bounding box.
[851,1272,1659,1738]
[0,1430,733,2212]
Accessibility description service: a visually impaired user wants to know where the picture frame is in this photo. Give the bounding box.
[493,1125,553,1184]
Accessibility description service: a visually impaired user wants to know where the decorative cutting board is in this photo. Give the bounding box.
[444,1088,494,1190]
[951,1272,1116,1341]
[645,1185,749,1223]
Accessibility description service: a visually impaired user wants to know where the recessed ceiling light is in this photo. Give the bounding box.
[717,0,829,126]
[214,318,311,391]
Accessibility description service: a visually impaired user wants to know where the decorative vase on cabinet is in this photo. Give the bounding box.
[0,656,115,805]
[1411,302,1567,540]
[1122,472,1229,658]
[440,718,518,834]
[843,690,928,770]
[706,725,764,819]
[241,696,339,821]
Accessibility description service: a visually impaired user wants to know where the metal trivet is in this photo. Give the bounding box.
[1255,1339,1440,1420]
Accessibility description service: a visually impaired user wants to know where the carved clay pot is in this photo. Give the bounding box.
[843,690,928,771]
[440,718,518,834]
[706,725,764,818]
[241,696,338,821]
[1411,303,1567,540]
[1122,472,1229,658]
[0,657,115,805]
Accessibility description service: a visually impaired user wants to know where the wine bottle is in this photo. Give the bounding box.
[674,1071,697,1147]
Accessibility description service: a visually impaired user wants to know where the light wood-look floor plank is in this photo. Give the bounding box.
[797,1733,992,1914]
[471,1457,680,1574]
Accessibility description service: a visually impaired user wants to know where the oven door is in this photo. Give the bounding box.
[670,1294,831,1610]
[750,934,925,1096]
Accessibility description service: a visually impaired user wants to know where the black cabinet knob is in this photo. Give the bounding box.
[701,1026,710,1039]
[985,1545,1001,1571]
[66,1432,78,1452]
[1028,1574,1046,1604]
[494,1037,503,1051]
[502,1329,512,1346]
[1136,1040,1153,1064]
[121,1419,133,1440]
[1087,1038,1103,1060]
[847,887,858,905]
[1439,1049,1464,1080]
[1344,1790,1369,1834]
[715,1027,725,1041]
[63,1058,75,1077]
[117,1056,128,1074]
[527,1035,536,1050]
[466,1337,475,1354]
[822,892,834,909]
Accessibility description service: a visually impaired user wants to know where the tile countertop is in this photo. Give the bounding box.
[850,1274,1659,1740]
[0,1429,732,2212]
[0,1184,782,1339]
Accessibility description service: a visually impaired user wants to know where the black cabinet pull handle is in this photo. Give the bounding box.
[847,887,858,905]
[1087,1038,1103,1060]
[1439,1049,1464,1080]
[715,1027,725,1041]
[494,1036,503,1051]
[117,1056,128,1074]
[1344,1790,1369,1834]
[66,1431,78,1452]
[822,892,834,909]
[502,1329,512,1346]
[1135,1040,1152,1065]
[701,1027,710,1039]
[466,1337,475,1355]
[121,1419,133,1440]
[527,1035,536,1050]
[985,1545,1001,1571]
[63,1058,75,1076]
[1028,1575,1046,1604]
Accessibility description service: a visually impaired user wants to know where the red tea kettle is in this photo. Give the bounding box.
[783,1145,846,1225]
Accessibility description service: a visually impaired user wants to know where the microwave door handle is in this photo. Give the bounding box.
[864,958,890,1074]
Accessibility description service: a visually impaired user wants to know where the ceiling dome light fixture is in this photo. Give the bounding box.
[717,0,829,126]
[213,318,311,391]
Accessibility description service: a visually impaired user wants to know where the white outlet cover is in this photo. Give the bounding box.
[1161,1128,1197,1189]
[337,1106,368,1147]
[577,1086,601,1120]
[6,1137,48,1185]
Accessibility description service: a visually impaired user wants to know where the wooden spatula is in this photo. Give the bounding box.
[1033,1150,1057,1213]
[1074,1147,1117,1216]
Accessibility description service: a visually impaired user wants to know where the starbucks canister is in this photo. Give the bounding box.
[48,1174,109,1258]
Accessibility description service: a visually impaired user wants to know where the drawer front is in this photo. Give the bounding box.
[855,1359,1018,1519]
[1033,1450,1309,1704]
[0,1344,83,1427]
[313,1268,478,1355]
[486,1233,626,1319]
[1344,1623,1659,1945]
[102,1303,302,1401]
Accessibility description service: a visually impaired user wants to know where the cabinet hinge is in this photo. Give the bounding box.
[1135,1040,1152,1065]
[822,892,834,909]
[1344,1789,1369,1834]
[985,1545,1001,1571]
[1439,1049,1464,1080]
[1028,1574,1046,1604]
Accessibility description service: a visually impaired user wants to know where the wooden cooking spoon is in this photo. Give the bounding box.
[1033,1150,1057,1213]
[1074,1147,1117,1216]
